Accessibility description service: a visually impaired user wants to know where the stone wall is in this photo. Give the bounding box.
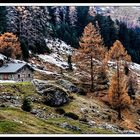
[0,66,33,82]
[13,66,33,82]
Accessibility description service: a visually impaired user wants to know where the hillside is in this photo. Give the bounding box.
[0,81,138,134]
[91,6,140,28]
[0,38,138,134]
[0,6,140,135]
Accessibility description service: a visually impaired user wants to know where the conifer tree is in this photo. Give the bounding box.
[108,71,131,120]
[69,6,77,27]
[106,40,131,62]
[0,7,7,34]
[75,22,106,91]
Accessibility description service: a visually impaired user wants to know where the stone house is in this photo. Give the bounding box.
[0,62,34,82]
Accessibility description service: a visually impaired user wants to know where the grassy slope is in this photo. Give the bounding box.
[0,107,114,134]
[0,82,114,134]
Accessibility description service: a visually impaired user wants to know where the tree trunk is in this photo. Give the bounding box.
[90,55,94,91]
[117,106,122,120]
[116,60,122,120]
[68,55,73,71]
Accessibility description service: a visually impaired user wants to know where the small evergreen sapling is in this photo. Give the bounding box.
[22,97,32,112]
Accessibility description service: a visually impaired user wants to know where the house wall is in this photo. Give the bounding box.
[0,66,33,82]
[13,66,33,82]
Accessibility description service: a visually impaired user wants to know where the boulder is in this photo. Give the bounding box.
[43,86,69,107]
[32,79,69,106]
[56,79,86,95]
[60,122,81,131]
[122,130,137,134]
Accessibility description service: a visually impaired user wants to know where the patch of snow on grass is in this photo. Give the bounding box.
[0,80,16,83]
[38,54,68,69]
[34,68,60,76]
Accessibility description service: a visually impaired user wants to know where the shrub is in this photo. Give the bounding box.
[0,104,6,107]
[55,108,65,115]
[64,112,79,120]
[21,97,32,112]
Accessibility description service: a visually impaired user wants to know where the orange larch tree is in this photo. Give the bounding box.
[73,22,106,91]
[0,32,22,59]
[106,40,132,120]
[106,40,131,62]
[108,71,131,120]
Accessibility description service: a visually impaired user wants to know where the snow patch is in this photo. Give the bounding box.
[45,38,74,55]
[37,38,75,69]
[38,54,68,69]
[130,62,140,71]
[0,54,6,60]
[34,67,59,76]
[0,80,16,83]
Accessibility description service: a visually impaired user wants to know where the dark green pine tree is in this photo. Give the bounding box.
[95,15,118,50]
[20,41,29,62]
[0,7,7,34]
[107,16,118,49]
[76,6,90,36]
[117,21,130,51]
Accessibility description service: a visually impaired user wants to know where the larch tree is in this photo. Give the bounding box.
[0,32,22,59]
[108,71,131,120]
[106,40,131,90]
[74,22,106,91]
[107,40,132,120]
[106,40,131,62]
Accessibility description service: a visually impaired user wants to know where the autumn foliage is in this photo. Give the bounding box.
[108,71,131,120]
[0,32,22,59]
[106,40,131,62]
[73,22,106,91]
[79,22,106,61]
[106,40,132,120]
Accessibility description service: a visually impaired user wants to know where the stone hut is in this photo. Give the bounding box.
[0,62,34,82]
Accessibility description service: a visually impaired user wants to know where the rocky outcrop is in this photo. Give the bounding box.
[32,79,69,106]
[0,92,21,107]
[32,79,87,106]
[43,86,69,106]
[60,122,81,131]
[56,79,86,95]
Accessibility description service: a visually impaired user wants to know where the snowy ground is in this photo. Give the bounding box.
[38,38,74,69]
[0,80,16,83]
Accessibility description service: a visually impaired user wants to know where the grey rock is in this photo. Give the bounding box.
[60,122,81,131]
[57,79,86,95]
[43,86,69,106]
[98,123,120,132]
[122,130,137,134]
[32,79,69,107]
[87,120,96,126]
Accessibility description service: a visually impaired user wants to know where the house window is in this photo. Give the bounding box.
[28,74,31,77]
[18,74,20,78]
[3,74,8,80]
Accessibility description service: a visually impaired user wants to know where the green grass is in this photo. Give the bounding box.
[0,121,24,134]
[0,82,38,97]
[46,117,115,134]
[0,107,74,134]
[0,81,116,134]
[0,107,115,134]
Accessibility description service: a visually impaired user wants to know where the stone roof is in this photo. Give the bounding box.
[0,62,27,74]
